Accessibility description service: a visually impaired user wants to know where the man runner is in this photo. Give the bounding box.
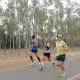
[30,35,41,65]
[54,34,68,77]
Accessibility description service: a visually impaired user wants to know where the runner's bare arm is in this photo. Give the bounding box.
[53,48,57,53]
[47,43,50,48]
[36,40,38,46]
[61,42,69,51]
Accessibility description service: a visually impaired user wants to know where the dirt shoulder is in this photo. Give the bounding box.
[0,57,30,70]
[0,48,80,70]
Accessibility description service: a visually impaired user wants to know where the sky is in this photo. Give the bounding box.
[0,0,80,10]
[0,0,8,10]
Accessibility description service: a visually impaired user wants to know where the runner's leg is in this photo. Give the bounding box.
[35,53,41,62]
[39,56,46,71]
[30,52,34,65]
[60,61,66,77]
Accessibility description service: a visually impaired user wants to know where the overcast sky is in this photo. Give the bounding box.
[0,0,80,10]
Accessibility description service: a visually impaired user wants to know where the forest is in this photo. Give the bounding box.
[0,0,80,50]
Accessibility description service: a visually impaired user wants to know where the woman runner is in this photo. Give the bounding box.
[40,39,54,71]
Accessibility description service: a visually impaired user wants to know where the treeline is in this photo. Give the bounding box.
[0,0,80,49]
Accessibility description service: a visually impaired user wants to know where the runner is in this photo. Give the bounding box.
[54,34,68,77]
[30,35,41,65]
[39,39,54,71]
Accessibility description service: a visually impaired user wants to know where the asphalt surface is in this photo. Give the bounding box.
[0,54,80,80]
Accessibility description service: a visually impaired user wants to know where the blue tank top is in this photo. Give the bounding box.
[31,39,37,50]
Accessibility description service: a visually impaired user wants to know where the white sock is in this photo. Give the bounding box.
[41,61,44,67]
[61,69,66,75]
[61,72,66,77]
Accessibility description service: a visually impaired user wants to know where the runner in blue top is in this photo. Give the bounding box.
[30,35,41,65]
[39,39,54,71]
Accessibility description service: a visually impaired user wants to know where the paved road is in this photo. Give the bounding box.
[0,54,80,80]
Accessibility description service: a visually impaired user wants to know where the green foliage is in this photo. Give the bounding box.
[34,8,47,25]
[0,0,80,48]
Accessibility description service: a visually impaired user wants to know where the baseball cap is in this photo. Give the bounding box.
[57,34,62,38]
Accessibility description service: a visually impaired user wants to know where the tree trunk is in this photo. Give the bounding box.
[18,34,21,56]
[12,34,15,49]
[10,34,11,54]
